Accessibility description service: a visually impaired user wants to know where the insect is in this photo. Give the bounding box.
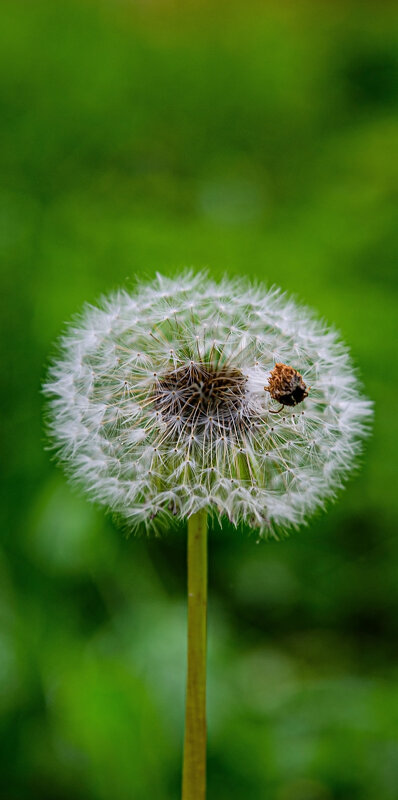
[265,363,309,413]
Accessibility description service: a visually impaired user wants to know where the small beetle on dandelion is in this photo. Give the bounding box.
[265,362,309,413]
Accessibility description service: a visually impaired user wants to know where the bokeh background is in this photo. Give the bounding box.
[1,1,398,798]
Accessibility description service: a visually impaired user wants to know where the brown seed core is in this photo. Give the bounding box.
[154,362,247,425]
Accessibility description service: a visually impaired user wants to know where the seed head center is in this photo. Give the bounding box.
[155,362,247,424]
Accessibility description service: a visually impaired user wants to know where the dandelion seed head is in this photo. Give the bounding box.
[44,272,372,534]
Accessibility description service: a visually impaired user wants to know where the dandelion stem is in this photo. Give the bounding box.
[182,509,208,800]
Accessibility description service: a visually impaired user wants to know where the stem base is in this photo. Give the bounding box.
[182,510,208,800]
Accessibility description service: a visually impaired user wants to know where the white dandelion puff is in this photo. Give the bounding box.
[44,272,372,535]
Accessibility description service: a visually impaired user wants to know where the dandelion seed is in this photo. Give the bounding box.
[44,271,372,534]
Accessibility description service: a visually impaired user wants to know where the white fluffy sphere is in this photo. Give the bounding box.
[44,272,372,534]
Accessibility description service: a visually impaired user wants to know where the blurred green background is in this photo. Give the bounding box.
[1,1,398,798]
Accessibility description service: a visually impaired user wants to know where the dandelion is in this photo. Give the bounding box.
[44,271,372,800]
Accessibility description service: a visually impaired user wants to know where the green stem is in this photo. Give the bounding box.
[182,509,208,800]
